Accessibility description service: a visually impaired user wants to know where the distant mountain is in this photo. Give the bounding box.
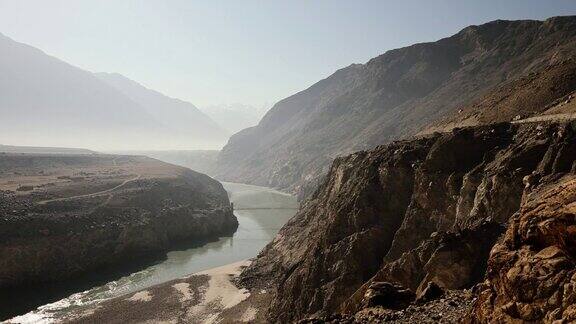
[215,16,576,198]
[95,73,228,143]
[202,103,266,134]
[0,33,227,150]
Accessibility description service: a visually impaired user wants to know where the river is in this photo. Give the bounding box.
[8,182,297,323]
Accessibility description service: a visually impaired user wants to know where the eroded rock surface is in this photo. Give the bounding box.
[299,290,474,324]
[240,121,576,322]
[471,176,576,323]
[361,282,414,310]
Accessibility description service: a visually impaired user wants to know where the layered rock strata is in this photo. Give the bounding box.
[240,121,576,322]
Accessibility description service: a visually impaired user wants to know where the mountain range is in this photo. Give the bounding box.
[0,33,227,151]
[234,16,576,322]
[215,16,576,198]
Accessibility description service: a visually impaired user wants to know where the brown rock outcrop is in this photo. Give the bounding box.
[416,281,444,304]
[471,176,576,323]
[341,221,504,315]
[240,121,576,322]
[298,290,475,324]
[361,282,415,310]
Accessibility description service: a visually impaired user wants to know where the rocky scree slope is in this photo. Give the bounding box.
[216,16,576,199]
[423,60,576,133]
[239,121,576,322]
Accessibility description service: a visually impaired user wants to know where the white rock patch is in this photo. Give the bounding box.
[173,282,193,302]
[241,306,258,322]
[128,290,153,302]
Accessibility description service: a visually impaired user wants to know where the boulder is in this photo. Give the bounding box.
[362,282,415,310]
[416,281,444,304]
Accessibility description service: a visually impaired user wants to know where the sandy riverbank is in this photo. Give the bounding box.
[7,260,268,323]
[8,260,271,324]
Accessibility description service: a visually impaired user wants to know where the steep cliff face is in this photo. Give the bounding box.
[216,16,576,198]
[240,121,576,322]
[472,176,576,323]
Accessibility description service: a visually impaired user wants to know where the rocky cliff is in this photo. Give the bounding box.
[216,16,576,199]
[0,154,237,319]
[239,121,576,322]
[472,176,576,323]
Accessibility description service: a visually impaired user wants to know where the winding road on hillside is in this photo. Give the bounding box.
[512,112,576,124]
[38,174,141,205]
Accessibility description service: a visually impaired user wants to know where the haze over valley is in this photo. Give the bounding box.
[0,33,229,151]
[203,103,271,134]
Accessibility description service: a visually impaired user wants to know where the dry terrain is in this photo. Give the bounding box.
[239,121,576,323]
[55,260,270,324]
[0,154,180,202]
[0,153,237,320]
[216,17,576,200]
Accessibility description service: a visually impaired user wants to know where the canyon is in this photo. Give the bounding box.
[240,120,576,323]
[211,19,576,322]
[2,14,576,324]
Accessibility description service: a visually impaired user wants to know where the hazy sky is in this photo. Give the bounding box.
[0,0,575,109]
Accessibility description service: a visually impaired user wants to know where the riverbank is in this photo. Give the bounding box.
[8,261,272,324]
[7,260,267,323]
[6,182,296,323]
[0,154,237,320]
[27,260,267,324]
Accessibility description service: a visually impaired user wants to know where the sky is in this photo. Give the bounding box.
[0,0,575,110]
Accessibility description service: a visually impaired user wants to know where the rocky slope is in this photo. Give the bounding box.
[239,120,576,322]
[0,154,237,319]
[216,16,576,199]
[422,60,576,134]
[299,289,475,324]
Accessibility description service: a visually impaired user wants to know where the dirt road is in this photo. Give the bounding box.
[512,112,576,124]
[38,174,141,205]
